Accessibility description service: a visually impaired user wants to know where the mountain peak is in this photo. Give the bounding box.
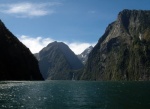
[77,46,93,64]
[37,41,83,80]
[47,41,58,47]
[117,9,150,30]
[47,41,65,47]
[0,19,4,25]
[100,9,150,45]
[118,9,150,16]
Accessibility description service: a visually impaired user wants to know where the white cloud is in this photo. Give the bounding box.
[66,42,95,55]
[19,35,54,53]
[0,2,61,18]
[18,35,96,54]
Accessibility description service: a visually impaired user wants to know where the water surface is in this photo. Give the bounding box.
[0,81,150,109]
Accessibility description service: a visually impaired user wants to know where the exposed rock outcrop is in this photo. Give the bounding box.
[81,9,150,81]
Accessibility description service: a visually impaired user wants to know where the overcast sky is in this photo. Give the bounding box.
[0,0,150,54]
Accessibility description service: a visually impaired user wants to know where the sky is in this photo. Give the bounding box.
[0,0,150,54]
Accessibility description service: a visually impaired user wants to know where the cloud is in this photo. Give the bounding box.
[18,35,96,54]
[67,42,95,55]
[0,2,61,18]
[19,35,54,53]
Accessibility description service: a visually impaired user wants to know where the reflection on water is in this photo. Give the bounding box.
[0,81,150,109]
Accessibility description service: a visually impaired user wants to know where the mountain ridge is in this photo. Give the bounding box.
[77,46,93,64]
[0,20,43,80]
[35,41,83,80]
[81,9,150,81]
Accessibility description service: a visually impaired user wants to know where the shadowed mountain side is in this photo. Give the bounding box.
[0,20,43,80]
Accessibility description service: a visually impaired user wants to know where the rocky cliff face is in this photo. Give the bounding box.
[36,41,83,80]
[0,20,43,80]
[77,46,93,64]
[81,9,150,81]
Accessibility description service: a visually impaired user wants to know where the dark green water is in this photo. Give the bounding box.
[0,81,150,109]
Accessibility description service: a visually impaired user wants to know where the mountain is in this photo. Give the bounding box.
[0,20,43,80]
[81,9,150,81]
[77,46,93,64]
[35,41,83,80]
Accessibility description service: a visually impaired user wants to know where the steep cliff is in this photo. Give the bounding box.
[81,9,150,81]
[0,20,43,80]
[36,41,83,80]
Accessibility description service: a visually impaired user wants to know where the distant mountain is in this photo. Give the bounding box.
[35,41,83,80]
[34,53,40,61]
[77,46,93,64]
[81,9,150,81]
[0,20,43,80]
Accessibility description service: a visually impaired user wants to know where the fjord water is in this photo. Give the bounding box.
[0,81,150,109]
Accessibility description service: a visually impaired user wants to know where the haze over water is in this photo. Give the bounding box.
[0,81,150,109]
